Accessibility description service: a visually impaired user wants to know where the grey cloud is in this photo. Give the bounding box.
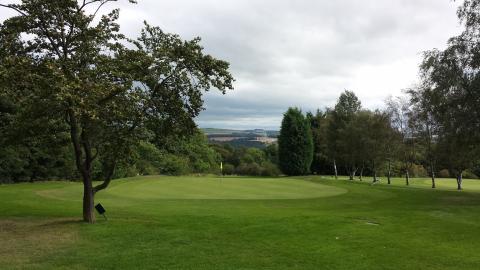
[1,0,463,130]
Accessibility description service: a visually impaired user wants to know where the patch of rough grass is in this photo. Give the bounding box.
[0,218,79,269]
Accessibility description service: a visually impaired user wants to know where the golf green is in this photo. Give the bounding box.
[36,176,347,201]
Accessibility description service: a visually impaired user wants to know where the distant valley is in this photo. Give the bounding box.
[201,128,279,148]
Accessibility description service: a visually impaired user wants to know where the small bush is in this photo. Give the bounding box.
[260,162,281,177]
[235,163,263,176]
[388,161,404,177]
[192,160,212,174]
[231,162,281,177]
[160,154,190,176]
[222,163,235,175]
[409,164,428,178]
[463,170,478,179]
[438,169,450,178]
[114,165,139,179]
[137,163,160,176]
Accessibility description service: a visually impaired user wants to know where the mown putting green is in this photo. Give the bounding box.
[36,176,347,201]
[1,176,480,269]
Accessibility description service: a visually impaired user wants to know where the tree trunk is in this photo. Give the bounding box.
[372,160,377,183]
[405,170,410,186]
[387,159,391,185]
[359,165,364,181]
[67,107,116,223]
[333,159,338,180]
[349,166,356,180]
[68,110,96,223]
[430,163,436,189]
[456,172,463,190]
[29,172,36,183]
[83,178,96,223]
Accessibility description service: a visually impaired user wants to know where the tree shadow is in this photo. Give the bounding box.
[36,218,84,228]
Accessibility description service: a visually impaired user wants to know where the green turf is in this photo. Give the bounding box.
[1,176,480,269]
[36,176,347,201]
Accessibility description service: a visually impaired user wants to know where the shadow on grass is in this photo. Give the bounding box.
[36,218,84,227]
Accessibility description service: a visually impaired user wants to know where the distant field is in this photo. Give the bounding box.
[1,176,480,269]
[202,128,279,148]
[201,128,279,137]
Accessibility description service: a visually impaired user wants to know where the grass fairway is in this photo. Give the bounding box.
[1,176,480,269]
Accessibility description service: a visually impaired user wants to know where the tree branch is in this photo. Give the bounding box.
[93,175,112,193]
[68,109,88,181]
[93,158,116,193]
[92,0,115,20]
[98,88,124,105]
[0,4,27,16]
[36,15,63,59]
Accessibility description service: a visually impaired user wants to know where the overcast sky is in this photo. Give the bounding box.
[1,0,463,130]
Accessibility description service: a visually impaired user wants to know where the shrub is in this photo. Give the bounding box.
[235,162,263,176]
[135,141,163,175]
[260,162,281,177]
[192,160,212,174]
[160,154,190,176]
[137,163,159,176]
[438,169,450,178]
[241,148,266,164]
[222,163,235,175]
[463,170,478,179]
[409,164,428,178]
[113,164,139,179]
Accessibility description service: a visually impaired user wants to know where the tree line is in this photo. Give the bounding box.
[277,1,480,189]
[278,89,479,189]
[0,125,282,183]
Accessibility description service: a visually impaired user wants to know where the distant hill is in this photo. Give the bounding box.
[201,128,279,148]
[202,128,279,137]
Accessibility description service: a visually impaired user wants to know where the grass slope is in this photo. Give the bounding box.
[1,176,480,269]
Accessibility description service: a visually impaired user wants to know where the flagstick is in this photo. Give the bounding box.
[220,162,223,182]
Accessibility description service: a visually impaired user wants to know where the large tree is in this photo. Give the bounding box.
[0,0,234,222]
[409,88,439,188]
[363,110,392,183]
[349,110,373,181]
[385,96,415,186]
[327,90,362,180]
[414,0,480,190]
[278,107,313,176]
[307,110,330,175]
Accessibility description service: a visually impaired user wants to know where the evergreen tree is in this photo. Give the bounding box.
[307,110,330,175]
[278,108,313,175]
